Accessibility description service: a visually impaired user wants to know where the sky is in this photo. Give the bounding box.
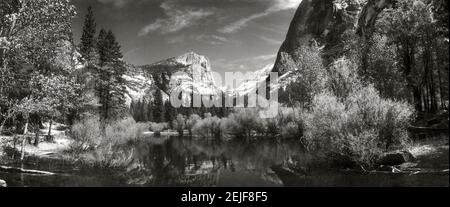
[71,0,301,74]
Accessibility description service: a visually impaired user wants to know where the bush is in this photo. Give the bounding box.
[264,118,280,137]
[192,113,222,139]
[104,117,147,146]
[69,116,147,152]
[186,114,201,137]
[91,142,135,169]
[149,122,165,137]
[279,46,328,108]
[68,117,148,168]
[345,86,414,150]
[172,114,186,137]
[326,58,362,100]
[277,108,304,140]
[69,116,102,152]
[225,109,266,141]
[280,121,304,140]
[303,85,415,167]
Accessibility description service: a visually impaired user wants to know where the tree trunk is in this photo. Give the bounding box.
[413,87,422,112]
[48,119,52,136]
[437,63,445,109]
[20,122,29,161]
[20,138,25,160]
[34,132,39,147]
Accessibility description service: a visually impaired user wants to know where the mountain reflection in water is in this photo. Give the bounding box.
[125,137,305,187]
[1,136,448,187]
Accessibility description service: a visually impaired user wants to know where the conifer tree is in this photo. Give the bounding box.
[147,102,154,122]
[164,100,174,128]
[79,6,97,62]
[153,89,164,123]
[95,29,127,124]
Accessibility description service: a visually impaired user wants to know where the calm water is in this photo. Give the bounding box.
[1,136,448,187]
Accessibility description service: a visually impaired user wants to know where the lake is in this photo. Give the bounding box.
[1,136,448,187]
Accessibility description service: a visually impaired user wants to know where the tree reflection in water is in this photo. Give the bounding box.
[124,137,307,187]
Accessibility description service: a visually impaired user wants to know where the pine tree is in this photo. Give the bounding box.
[95,29,127,123]
[147,102,154,122]
[96,29,107,65]
[79,6,97,62]
[153,89,164,123]
[165,100,174,128]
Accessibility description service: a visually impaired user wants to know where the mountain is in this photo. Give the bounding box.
[272,0,362,75]
[271,0,395,76]
[232,64,274,96]
[124,52,221,106]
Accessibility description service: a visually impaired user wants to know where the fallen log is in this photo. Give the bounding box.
[0,165,55,175]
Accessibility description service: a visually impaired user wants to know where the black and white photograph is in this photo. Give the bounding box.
[0,0,449,191]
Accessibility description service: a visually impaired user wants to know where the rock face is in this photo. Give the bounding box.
[272,0,398,76]
[233,64,274,96]
[126,52,221,105]
[272,0,363,75]
[145,52,220,97]
[123,72,157,106]
[356,0,396,37]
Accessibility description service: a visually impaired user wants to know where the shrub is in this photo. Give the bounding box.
[70,116,147,152]
[303,85,415,167]
[91,143,135,169]
[280,121,304,140]
[279,46,328,108]
[264,118,280,137]
[104,117,147,146]
[345,86,414,150]
[277,108,305,140]
[172,114,186,136]
[192,113,222,139]
[186,114,201,137]
[149,122,165,137]
[225,109,266,141]
[69,116,102,152]
[326,58,362,100]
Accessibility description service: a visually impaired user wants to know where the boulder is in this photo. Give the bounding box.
[0,179,6,187]
[378,151,416,166]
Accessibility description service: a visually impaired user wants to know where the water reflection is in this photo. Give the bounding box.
[125,137,306,187]
[1,136,448,187]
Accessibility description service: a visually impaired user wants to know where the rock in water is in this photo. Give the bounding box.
[378,151,416,166]
[0,179,6,187]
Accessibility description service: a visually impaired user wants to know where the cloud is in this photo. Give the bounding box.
[195,35,229,45]
[97,0,133,8]
[218,0,301,34]
[167,34,229,45]
[259,36,283,45]
[138,0,214,36]
[252,54,277,61]
[233,54,277,63]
